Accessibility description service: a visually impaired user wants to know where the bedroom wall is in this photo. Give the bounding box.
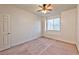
[42,8,77,44]
[0,5,41,47]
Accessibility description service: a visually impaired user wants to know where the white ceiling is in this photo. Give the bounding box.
[13,4,77,16]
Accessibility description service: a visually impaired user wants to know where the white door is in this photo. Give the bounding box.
[0,14,11,51]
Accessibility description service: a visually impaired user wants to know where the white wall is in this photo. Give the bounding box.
[77,5,79,51]
[0,5,41,47]
[42,8,77,44]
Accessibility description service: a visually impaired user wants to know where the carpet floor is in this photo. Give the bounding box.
[0,37,78,55]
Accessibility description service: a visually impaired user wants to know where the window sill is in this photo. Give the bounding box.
[46,30,61,32]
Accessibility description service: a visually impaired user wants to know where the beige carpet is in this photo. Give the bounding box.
[0,37,78,55]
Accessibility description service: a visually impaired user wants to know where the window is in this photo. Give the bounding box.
[46,17,60,31]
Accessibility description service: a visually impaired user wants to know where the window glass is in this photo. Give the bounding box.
[47,19,53,30]
[46,17,60,31]
[53,18,60,31]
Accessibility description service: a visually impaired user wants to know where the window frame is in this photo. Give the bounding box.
[46,16,61,32]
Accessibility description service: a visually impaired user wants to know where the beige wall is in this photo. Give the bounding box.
[42,8,77,44]
[77,5,79,51]
[0,5,41,47]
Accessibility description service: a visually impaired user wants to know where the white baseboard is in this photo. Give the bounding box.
[11,35,41,48]
[43,35,75,45]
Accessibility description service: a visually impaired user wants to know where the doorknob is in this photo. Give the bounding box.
[8,33,11,34]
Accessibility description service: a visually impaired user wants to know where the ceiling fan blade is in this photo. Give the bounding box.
[38,5,42,8]
[47,4,51,7]
[37,10,42,12]
[46,8,52,9]
[47,9,52,11]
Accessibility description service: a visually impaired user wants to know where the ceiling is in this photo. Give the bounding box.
[13,4,77,16]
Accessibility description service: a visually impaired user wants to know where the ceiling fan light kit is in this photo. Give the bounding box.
[41,10,48,14]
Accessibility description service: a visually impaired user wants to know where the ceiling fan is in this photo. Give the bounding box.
[37,4,53,14]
